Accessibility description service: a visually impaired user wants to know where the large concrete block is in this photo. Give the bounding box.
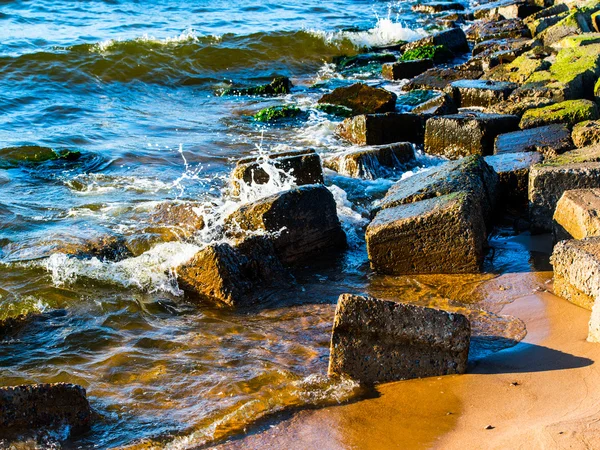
[0,383,92,435]
[230,149,323,196]
[402,27,469,54]
[424,111,520,159]
[529,145,600,232]
[485,151,543,205]
[553,188,600,240]
[328,294,471,383]
[377,155,499,227]
[336,113,427,146]
[494,124,574,157]
[225,184,347,264]
[323,143,415,179]
[367,192,486,275]
[382,59,434,80]
[446,79,518,108]
[318,83,397,115]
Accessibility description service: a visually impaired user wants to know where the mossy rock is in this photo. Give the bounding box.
[400,45,453,63]
[556,33,600,47]
[520,99,600,129]
[314,103,354,118]
[221,77,293,97]
[595,77,600,103]
[253,105,307,123]
[483,53,549,83]
[0,146,81,168]
[335,53,397,70]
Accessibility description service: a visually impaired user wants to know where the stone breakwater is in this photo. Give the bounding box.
[4,0,600,444]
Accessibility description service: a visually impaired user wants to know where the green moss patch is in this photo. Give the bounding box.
[400,45,452,62]
[520,99,600,129]
[221,77,292,97]
[253,105,306,123]
[314,103,354,117]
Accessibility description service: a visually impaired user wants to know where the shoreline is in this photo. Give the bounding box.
[212,271,600,449]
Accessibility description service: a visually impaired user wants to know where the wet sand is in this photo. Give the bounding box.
[212,273,600,449]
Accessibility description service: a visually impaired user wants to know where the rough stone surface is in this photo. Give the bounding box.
[539,10,597,46]
[382,59,434,80]
[524,4,569,35]
[150,201,205,236]
[483,52,549,84]
[336,113,427,146]
[446,79,518,107]
[0,383,92,435]
[474,0,540,19]
[318,83,396,115]
[328,294,471,383]
[402,64,484,91]
[487,97,557,116]
[572,120,600,147]
[367,192,486,274]
[58,235,133,262]
[424,111,520,158]
[178,236,292,307]
[466,18,532,42]
[323,143,415,179]
[529,145,600,232]
[494,124,574,157]
[225,184,347,264]
[413,2,465,13]
[377,155,499,227]
[222,77,292,97]
[402,28,469,54]
[230,149,323,196]
[553,189,600,240]
[485,151,543,205]
[520,99,600,129]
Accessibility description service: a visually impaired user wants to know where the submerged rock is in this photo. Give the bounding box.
[0,314,35,340]
[553,188,600,240]
[317,83,396,115]
[396,90,458,115]
[529,145,600,232]
[0,383,92,435]
[424,111,520,158]
[252,105,306,123]
[382,59,434,80]
[572,120,600,147]
[376,155,499,228]
[221,77,293,96]
[230,149,323,196]
[446,79,518,107]
[336,113,427,146]
[494,124,574,157]
[314,103,353,118]
[323,143,415,179]
[328,294,470,383]
[367,192,486,275]
[225,184,347,264]
[150,201,205,236]
[178,236,292,307]
[520,99,600,129]
[485,151,543,206]
[0,146,81,169]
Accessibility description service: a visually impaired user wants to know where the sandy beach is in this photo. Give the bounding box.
[213,270,600,450]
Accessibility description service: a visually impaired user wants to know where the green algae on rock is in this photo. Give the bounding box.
[221,76,293,97]
[0,146,81,168]
[400,44,453,62]
[318,83,396,115]
[314,103,353,118]
[520,99,600,129]
[253,105,306,123]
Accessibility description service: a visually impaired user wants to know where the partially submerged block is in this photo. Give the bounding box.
[447,79,518,108]
[382,59,434,80]
[328,294,471,383]
[318,83,397,115]
[424,111,520,158]
[485,151,543,205]
[0,383,92,435]
[336,113,427,146]
[529,145,600,232]
[178,236,292,307]
[367,192,486,275]
[226,184,347,264]
[230,149,323,196]
[323,143,415,179]
[520,100,600,129]
[494,124,573,157]
[377,155,499,226]
[553,188,600,239]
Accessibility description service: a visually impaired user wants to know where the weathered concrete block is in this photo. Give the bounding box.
[424,111,520,158]
[225,184,347,264]
[367,192,486,275]
[323,143,415,179]
[524,4,569,35]
[466,18,531,42]
[572,120,600,147]
[318,83,396,115]
[178,236,292,307]
[487,97,557,117]
[529,145,600,232]
[328,294,471,383]
[553,188,600,240]
[494,124,574,157]
[230,149,323,196]
[377,155,499,226]
[485,151,544,205]
[446,79,518,107]
[382,59,434,80]
[336,113,427,146]
[520,99,600,129]
[402,64,484,91]
[402,28,469,54]
[0,383,92,435]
